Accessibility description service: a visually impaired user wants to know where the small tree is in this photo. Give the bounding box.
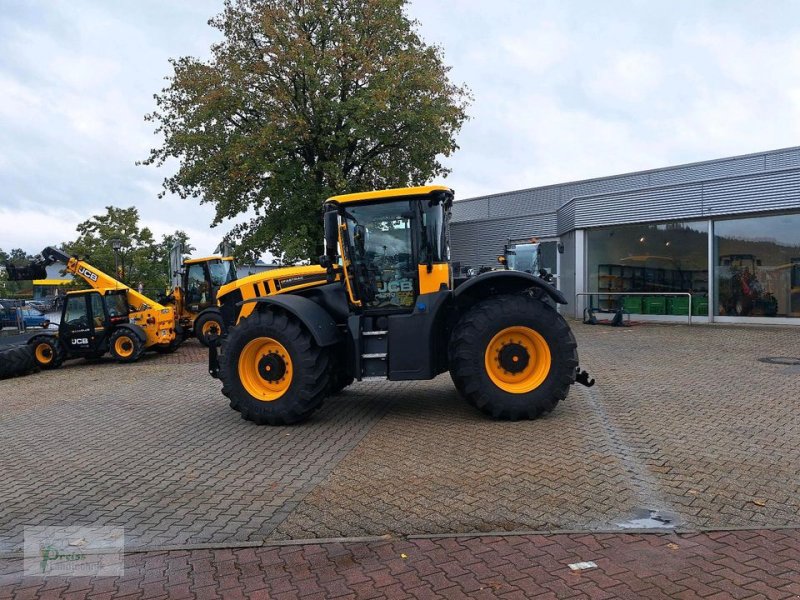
[144,0,470,262]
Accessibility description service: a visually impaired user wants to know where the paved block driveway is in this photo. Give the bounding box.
[0,323,798,554]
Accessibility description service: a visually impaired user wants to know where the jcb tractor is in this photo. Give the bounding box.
[210,186,592,425]
[9,247,179,368]
[163,244,238,346]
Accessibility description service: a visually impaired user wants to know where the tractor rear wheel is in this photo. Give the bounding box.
[28,335,65,370]
[109,329,144,363]
[449,293,578,420]
[219,310,330,425]
[195,312,224,347]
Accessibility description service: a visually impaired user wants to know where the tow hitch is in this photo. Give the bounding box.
[576,368,595,387]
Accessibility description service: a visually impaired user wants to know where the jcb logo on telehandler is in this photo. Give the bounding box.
[72,338,89,345]
[77,266,98,282]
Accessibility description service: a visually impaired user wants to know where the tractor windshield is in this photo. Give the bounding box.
[507,243,541,274]
[208,260,237,287]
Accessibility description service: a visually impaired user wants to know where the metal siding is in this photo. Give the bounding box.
[488,187,561,218]
[764,148,800,170]
[556,201,576,235]
[702,169,800,216]
[573,184,703,229]
[450,214,557,269]
[451,197,488,222]
[648,156,764,186]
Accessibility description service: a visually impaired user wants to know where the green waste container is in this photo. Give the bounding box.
[642,296,667,315]
[621,296,642,314]
[667,296,690,315]
[692,297,709,316]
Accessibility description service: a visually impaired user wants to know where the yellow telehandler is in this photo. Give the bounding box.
[8,247,179,368]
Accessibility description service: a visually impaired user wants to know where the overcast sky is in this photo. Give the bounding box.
[3,0,800,256]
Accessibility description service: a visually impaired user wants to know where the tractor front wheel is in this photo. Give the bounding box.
[28,335,65,370]
[219,310,330,425]
[195,312,224,347]
[109,329,144,363]
[449,294,578,420]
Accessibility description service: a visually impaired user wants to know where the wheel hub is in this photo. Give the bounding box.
[258,352,287,382]
[498,343,530,374]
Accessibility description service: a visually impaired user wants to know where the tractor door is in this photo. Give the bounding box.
[184,263,211,314]
[60,294,95,355]
[341,200,419,311]
[93,290,130,351]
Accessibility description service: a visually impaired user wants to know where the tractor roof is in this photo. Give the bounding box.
[326,185,452,205]
[184,256,234,265]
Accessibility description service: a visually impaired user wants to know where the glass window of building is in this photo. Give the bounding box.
[587,221,709,313]
[714,213,800,318]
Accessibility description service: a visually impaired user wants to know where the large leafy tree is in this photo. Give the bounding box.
[143,0,470,262]
[64,207,193,294]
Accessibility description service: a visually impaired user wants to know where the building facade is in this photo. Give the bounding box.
[450,147,800,324]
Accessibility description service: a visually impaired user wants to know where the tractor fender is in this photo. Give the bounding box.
[454,270,567,305]
[115,323,147,343]
[238,295,341,347]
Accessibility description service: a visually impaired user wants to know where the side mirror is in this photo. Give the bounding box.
[323,210,339,259]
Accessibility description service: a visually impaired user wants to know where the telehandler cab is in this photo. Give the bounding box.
[8,247,179,368]
[210,186,592,425]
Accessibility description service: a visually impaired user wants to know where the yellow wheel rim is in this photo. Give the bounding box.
[238,337,293,402]
[114,336,134,358]
[484,326,551,393]
[202,320,220,337]
[35,343,53,364]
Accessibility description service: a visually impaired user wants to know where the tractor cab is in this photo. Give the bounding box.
[321,186,453,311]
[181,256,237,311]
[58,288,130,356]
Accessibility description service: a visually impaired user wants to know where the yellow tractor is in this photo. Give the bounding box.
[164,245,238,346]
[9,247,179,367]
[209,186,593,425]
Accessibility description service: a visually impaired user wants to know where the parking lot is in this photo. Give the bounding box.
[1,321,798,558]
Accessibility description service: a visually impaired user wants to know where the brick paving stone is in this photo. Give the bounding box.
[1,323,798,559]
[0,530,790,599]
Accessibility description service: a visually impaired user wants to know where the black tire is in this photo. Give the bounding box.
[27,335,65,370]
[195,312,224,348]
[0,344,37,379]
[328,346,354,394]
[109,329,144,363]
[449,293,578,420]
[219,310,330,425]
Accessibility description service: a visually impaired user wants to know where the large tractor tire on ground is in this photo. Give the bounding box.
[219,310,331,425]
[28,335,65,370]
[449,293,578,420]
[109,329,144,363]
[0,344,37,380]
[195,312,224,348]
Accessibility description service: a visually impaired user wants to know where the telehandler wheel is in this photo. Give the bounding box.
[109,329,144,363]
[195,313,224,348]
[28,335,65,370]
[449,293,578,420]
[219,310,330,425]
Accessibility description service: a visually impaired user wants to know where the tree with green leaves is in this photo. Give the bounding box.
[143,0,470,262]
[64,207,193,295]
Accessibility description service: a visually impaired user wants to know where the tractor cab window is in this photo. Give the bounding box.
[89,293,106,328]
[63,295,89,329]
[186,264,207,303]
[419,200,448,264]
[507,244,541,274]
[208,260,236,287]
[344,200,416,309]
[105,292,129,319]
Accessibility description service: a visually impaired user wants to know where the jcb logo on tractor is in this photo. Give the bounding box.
[377,280,413,293]
[72,338,89,345]
[77,266,98,282]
